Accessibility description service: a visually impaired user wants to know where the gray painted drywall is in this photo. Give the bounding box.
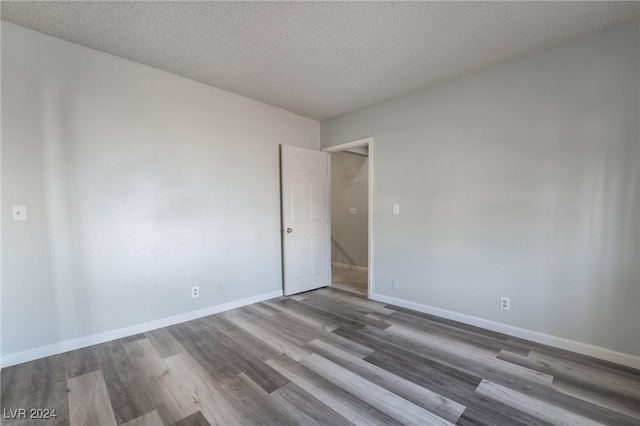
[322,22,640,356]
[1,22,320,357]
[331,152,368,268]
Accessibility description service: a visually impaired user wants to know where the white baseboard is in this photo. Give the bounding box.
[370,292,640,370]
[1,289,283,369]
[332,262,368,272]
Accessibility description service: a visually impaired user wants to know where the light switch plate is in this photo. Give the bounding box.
[12,205,26,221]
[393,204,400,215]
[349,208,357,215]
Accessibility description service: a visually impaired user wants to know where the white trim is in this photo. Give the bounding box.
[323,136,375,299]
[368,140,374,299]
[331,262,368,272]
[323,137,372,153]
[0,289,283,369]
[370,292,640,370]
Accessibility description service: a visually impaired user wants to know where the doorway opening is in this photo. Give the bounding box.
[323,137,373,297]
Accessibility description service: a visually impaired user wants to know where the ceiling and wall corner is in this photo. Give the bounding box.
[2,2,640,120]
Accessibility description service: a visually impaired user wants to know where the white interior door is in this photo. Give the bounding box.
[281,145,331,295]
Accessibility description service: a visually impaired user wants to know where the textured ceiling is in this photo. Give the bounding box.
[2,1,640,120]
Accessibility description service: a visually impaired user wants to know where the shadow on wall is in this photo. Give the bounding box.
[42,87,87,346]
[331,237,358,266]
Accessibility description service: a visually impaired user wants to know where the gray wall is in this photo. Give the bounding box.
[331,152,368,268]
[1,23,320,357]
[322,23,640,356]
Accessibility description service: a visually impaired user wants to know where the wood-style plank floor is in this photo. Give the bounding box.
[2,287,639,425]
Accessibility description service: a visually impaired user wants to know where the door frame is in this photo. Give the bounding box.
[322,137,374,298]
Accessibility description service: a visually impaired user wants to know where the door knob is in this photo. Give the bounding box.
[286,228,293,233]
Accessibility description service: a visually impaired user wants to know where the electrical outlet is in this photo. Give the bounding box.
[500,297,510,310]
[192,287,199,298]
[12,205,26,221]
[391,280,399,290]
[218,283,226,299]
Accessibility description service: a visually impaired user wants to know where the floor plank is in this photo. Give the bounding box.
[163,352,243,425]
[385,324,554,385]
[225,314,313,361]
[476,379,605,426]
[218,320,284,362]
[297,296,390,330]
[123,339,198,424]
[305,338,465,423]
[387,304,510,341]
[121,410,165,426]
[172,411,211,426]
[333,326,551,426]
[197,326,290,393]
[146,328,187,359]
[267,354,404,426]
[552,378,640,421]
[2,286,637,426]
[94,340,154,424]
[386,310,529,355]
[271,382,352,426]
[263,298,341,331]
[528,350,640,399]
[67,370,117,426]
[300,352,456,425]
[167,327,242,382]
[506,336,640,378]
[217,373,296,426]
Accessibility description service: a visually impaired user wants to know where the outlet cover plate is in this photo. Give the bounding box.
[12,205,26,221]
[500,297,510,310]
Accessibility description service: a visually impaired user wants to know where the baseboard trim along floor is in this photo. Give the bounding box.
[0,289,284,368]
[370,292,640,370]
[2,286,638,425]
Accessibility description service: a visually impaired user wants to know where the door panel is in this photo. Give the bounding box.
[292,237,305,279]
[310,235,322,275]
[281,145,330,295]
[291,180,304,223]
[310,179,321,221]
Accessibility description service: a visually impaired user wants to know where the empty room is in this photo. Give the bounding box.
[1,2,639,425]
